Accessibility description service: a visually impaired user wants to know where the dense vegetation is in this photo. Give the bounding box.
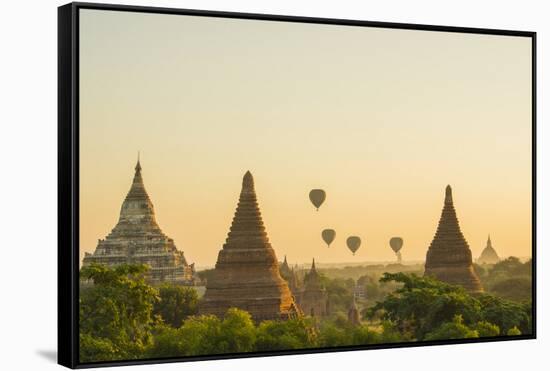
[475,257,532,302]
[80,264,159,362]
[79,261,532,363]
[367,273,531,340]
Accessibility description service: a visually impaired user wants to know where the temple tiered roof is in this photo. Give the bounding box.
[279,256,301,295]
[280,256,292,279]
[200,171,300,321]
[478,235,500,264]
[82,157,194,284]
[107,158,162,237]
[296,259,329,318]
[303,259,322,291]
[424,185,483,293]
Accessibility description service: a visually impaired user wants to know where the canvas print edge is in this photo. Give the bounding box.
[58,2,537,369]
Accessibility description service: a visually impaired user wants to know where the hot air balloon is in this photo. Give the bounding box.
[309,189,326,211]
[322,229,336,247]
[346,236,361,255]
[389,237,403,263]
[389,237,403,253]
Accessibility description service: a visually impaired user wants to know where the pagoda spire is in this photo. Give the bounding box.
[304,258,321,288]
[200,171,299,321]
[445,184,453,204]
[242,170,254,191]
[424,185,483,292]
[280,255,292,279]
[430,185,463,243]
[126,154,148,202]
[136,151,141,171]
[111,157,159,231]
[222,171,270,250]
[133,152,142,183]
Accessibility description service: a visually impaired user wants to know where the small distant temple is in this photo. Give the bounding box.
[279,256,301,295]
[279,256,293,280]
[199,171,301,321]
[347,297,361,326]
[82,157,195,285]
[353,284,367,300]
[477,235,500,264]
[424,185,483,293]
[295,259,329,318]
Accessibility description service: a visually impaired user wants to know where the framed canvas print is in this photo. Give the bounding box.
[58,2,536,368]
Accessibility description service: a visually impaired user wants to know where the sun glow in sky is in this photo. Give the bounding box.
[79,9,532,267]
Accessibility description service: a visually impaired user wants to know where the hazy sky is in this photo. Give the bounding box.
[79,9,532,267]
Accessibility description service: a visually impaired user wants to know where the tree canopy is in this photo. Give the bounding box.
[149,308,257,357]
[79,264,160,362]
[79,264,532,363]
[153,284,198,328]
[368,272,531,341]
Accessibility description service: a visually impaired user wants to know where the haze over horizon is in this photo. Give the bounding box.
[79,10,532,267]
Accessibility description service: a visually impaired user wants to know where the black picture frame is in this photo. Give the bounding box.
[58,2,537,369]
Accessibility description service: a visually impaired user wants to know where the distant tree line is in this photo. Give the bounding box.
[475,257,532,302]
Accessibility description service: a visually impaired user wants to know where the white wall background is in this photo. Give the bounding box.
[0,0,546,369]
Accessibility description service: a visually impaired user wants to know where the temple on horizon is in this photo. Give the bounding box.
[199,171,301,321]
[82,157,195,285]
[424,185,483,293]
[477,235,500,264]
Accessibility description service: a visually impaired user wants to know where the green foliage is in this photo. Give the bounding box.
[356,274,400,305]
[474,321,500,337]
[154,284,198,327]
[490,277,532,302]
[79,333,118,363]
[478,258,532,303]
[348,324,381,345]
[368,272,531,341]
[256,317,317,351]
[424,315,478,341]
[320,264,424,281]
[478,294,531,334]
[357,275,380,299]
[318,317,407,347]
[368,273,482,339]
[217,308,257,353]
[79,264,160,362]
[507,326,522,336]
[147,325,184,358]
[318,275,354,314]
[493,257,531,277]
[318,314,355,347]
[378,320,410,343]
[79,265,532,363]
[520,301,533,334]
[149,308,257,358]
[473,263,487,280]
[174,315,222,355]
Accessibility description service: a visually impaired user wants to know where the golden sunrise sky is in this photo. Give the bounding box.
[79,9,532,267]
